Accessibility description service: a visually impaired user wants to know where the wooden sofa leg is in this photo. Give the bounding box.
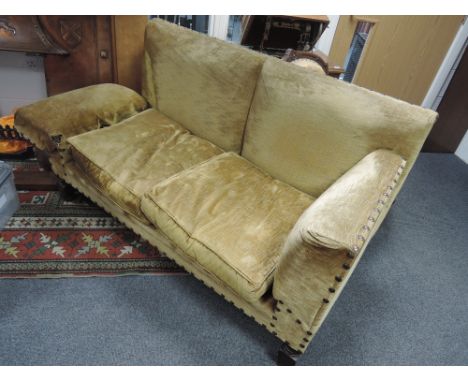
[277,343,301,366]
[58,179,81,202]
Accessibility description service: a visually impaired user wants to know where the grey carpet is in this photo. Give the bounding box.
[0,153,467,365]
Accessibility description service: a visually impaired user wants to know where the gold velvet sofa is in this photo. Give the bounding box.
[14,19,437,365]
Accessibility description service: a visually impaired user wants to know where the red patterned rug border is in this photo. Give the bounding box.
[0,190,185,278]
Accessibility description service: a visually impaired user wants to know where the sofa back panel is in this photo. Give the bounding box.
[143,19,265,153]
[241,58,437,197]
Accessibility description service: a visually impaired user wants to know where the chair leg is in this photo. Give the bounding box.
[277,343,301,366]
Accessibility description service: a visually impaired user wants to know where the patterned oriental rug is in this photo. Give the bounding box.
[0,189,185,278]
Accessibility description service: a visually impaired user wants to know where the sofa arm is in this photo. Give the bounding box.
[14,83,147,152]
[272,149,406,336]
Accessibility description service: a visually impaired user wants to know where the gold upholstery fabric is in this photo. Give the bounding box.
[143,18,265,152]
[273,149,406,329]
[141,152,314,301]
[12,18,439,353]
[68,109,223,223]
[14,84,147,153]
[242,57,438,197]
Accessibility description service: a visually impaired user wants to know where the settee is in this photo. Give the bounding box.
[14,18,437,365]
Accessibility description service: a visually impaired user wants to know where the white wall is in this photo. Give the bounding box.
[0,51,47,116]
[314,15,340,55]
[208,16,230,40]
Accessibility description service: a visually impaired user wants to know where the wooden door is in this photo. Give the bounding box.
[423,48,468,152]
[329,16,464,104]
[41,16,114,96]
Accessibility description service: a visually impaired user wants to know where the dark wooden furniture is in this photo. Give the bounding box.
[41,16,114,96]
[240,15,329,56]
[0,16,67,55]
[0,15,149,96]
[423,47,468,153]
[13,169,59,191]
[0,15,149,189]
[43,15,148,96]
[111,16,148,93]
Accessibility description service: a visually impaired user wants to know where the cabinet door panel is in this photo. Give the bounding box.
[41,16,114,96]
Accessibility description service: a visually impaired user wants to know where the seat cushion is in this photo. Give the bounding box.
[140,152,314,302]
[143,18,265,152]
[68,109,223,223]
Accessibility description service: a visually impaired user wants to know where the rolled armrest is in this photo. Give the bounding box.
[272,149,406,332]
[14,83,147,152]
[293,149,406,253]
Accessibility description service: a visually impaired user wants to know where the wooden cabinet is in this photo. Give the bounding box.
[240,15,329,56]
[42,16,114,96]
[42,16,148,96]
[111,16,148,92]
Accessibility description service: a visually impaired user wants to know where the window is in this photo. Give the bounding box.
[341,21,373,82]
[227,16,243,43]
[151,16,210,34]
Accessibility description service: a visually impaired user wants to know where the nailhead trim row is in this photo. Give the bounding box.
[62,152,406,355]
[60,168,307,351]
[350,159,406,256]
[294,159,408,351]
[270,299,313,351]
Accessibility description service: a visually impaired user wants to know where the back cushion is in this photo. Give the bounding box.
[241,58,437,197]
[143,19,265,152]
